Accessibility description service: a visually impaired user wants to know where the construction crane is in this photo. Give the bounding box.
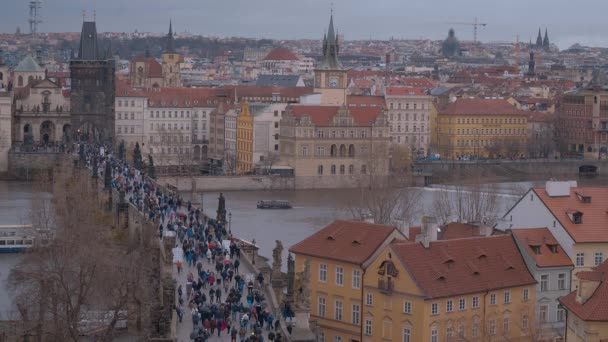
[448,17,487,44]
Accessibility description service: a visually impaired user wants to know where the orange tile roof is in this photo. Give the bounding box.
[347,95,386,107]
[386,86,427,96]
[391,235,536,299]
[511,228,574,267]
[289,104,385,127]
[438,222,484,240]
[533,187,608,243]
[439,98,528,116]
[131,55,162,77]
[559,261,608,321]
[264,48,299,61]
[289,220,398,265]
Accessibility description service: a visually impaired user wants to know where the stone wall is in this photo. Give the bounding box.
[160,175,295,192]
[7,151,62,180]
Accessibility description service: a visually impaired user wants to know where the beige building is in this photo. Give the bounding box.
[13,55,45,88]
[0,91,12,173]
[385,86,433,156]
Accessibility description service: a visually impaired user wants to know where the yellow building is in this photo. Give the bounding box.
[365,235,538,342]
[559,261,608,342]
[236,101,254,174]
[436,98,528,159]
[289,220,405,342]
[161,20,183,88]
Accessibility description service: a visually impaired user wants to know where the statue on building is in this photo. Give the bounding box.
[287,253,295,303]
[295,259,311,310]
[217,192,226,223]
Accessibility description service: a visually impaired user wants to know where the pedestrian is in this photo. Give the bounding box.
[234,259,240,273]
[176,260,182,274]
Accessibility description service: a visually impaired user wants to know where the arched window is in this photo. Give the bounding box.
[348,144,355,157]
[18,75,23,87]
[361,165,367,174]
[330,144,337,157]
[331,165,336,174]
[339,165,345,174]
[339,144,346,157]
[349,165,354,174]
[317,165,323,175]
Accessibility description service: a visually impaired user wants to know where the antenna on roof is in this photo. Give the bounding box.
[330,2,334,16]
[82,10,86,22]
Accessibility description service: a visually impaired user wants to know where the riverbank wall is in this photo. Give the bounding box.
[6,151,62,180]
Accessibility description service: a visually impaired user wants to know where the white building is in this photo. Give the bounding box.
[115,95,147,149]
[192,106,214,162]
[385,86,433,156]
[250,102,287,164]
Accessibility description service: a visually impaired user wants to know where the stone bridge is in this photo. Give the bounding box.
[414,159,608,184]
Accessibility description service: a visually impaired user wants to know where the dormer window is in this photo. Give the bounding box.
[567,209,584,224]
[548,244,558,254]
[575,192,592,203]
[531,245,541,255]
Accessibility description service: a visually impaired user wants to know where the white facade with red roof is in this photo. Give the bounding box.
[385,86,433,156]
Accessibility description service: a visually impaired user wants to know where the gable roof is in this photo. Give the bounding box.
[511,228,574,267]
[289,220,398,265]
[386,86,428,96]
[439,98,528,116]
[14,55,43,72]
[256,75,302,87]
[559,261,608,321]
[289,104,384,127]
[264,48,299,61]
[533,187,608,243]
[391,235,536,299]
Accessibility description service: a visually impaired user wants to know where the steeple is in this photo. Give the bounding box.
[77,21,100,60]
[317,13,342,70]
[165,19,176,54]
[543,28,550,49]
[536,28,543,47]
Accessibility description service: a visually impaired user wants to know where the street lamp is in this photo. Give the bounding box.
[228,211,232,235]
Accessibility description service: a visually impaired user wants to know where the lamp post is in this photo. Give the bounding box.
[228,211,232,236]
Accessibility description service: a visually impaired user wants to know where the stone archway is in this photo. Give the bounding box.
[40,121,56,145]
[193,145,201,160]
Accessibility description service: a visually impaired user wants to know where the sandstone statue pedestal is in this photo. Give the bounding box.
[289,309,316,342]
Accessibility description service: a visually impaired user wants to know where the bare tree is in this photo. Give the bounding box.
[260,151,280,175]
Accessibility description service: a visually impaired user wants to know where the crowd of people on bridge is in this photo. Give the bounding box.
[81,144,285,342]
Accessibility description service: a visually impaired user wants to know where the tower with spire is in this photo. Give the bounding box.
[536,28,543,48]
[314,12,348,106]
[543,28,550,50]
[161,20,183,87]
[69,17,116,144]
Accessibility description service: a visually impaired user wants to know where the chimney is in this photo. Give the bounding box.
[420,216,438,248]
[545,180,575,197]
[393,218,410,240]
[576,277,602,304]
[479,224,493,237]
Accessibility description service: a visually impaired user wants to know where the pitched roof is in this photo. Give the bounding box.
[256,75,301,87]
[533,187,608,243]
[14,55,43,72]
[78,21,100,60]
[511,228,574,268]
[131,56,162,77]
[438,222,485,240]
[439,98,528,116]
[386,86,427,96]
[289,104,384,127]
[264,48,299,61]
[347,95,386,107]
[559,261,608,321]
[289,220,398,265]
[391,235,536,299]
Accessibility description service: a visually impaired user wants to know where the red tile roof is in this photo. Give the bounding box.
[533,187,608,243]
[289,220,398,265]
[264,48,299,61]
[289,104,384,127]
[386,86,427,96]
[511,228,574,267]
[391,235,536,299]
[131,55,163,78]
[347,95,386,107]
[559,261,608,321]
[438,222,484,240]
[440,98,528,116]
[528,112,554,123]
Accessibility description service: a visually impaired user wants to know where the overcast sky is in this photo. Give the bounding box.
[3,0,607,49]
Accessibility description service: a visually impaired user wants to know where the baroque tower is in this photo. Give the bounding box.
[314,13,348,106]
[70,20,116,143]
[161,20,183,87]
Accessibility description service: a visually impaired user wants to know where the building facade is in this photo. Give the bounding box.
[13,55,45,88]
[436,98,528,159]
[129,53,164,88]
[115,95,147,149]
[236,101,254,174]
[0,91,12,173]
[385,86,433,156]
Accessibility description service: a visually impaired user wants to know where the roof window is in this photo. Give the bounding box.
[531,245,541,255]
[547,244,558,254]
[575,192,592,203]
[566,209,584,224]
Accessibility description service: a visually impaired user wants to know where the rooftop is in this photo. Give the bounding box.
[559,261,608,321]
[511,228,574,268]
[289,220,398,265]
[439,98,528,116]
[533,186,608,243]
[386,86,428,96]
[391,235,536,299]
[14,55,43,72]
[264,48,299,61]
[288,103,385,127]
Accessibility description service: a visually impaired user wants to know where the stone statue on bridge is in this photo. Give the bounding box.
[216,192,226,223]
[272,240,283,273]
[295,258,311,310]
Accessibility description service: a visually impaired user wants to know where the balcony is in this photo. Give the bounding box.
[378,278,394,294]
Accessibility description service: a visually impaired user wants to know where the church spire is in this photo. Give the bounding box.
[543,28,550,49]
[165,19,176,54]
[536,28,543,47]
[318,12,342,70]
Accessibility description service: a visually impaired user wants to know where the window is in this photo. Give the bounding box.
[334,300,342,321]
[431,327,438,342]
[503,317,510,335]
[431,303,439,315]
[364,320,372,336]
[595,252,604,266]
[274,144,279,151]
[522,314,529,330]
[446,326,453,341]
[331,165,336,175]
[366,293,373,306]
[459,298,465,311]
[319,263,327,282]
[576,253,584,267]
[472,296,479,308]
[352,270,361,289]
[523,288,529,301]
[352,304,360,325]
[318,297,326,317]
[490,294,496,305]
[489,319,496,336]
[333,336,341,342]
[274,122,279,128]
[557,305,565,322]
[404,301,412,314]
[403,327,411,342]
[339,165,345,174]
[541,275,548,291]
[472,320,479,337]
[302,146,308,156]
[336,267,343,285]
[382,320,392,339]
[504,291,511,304]
[538,304,549,323]
[558,274,566,290]
[446,300,453,312]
